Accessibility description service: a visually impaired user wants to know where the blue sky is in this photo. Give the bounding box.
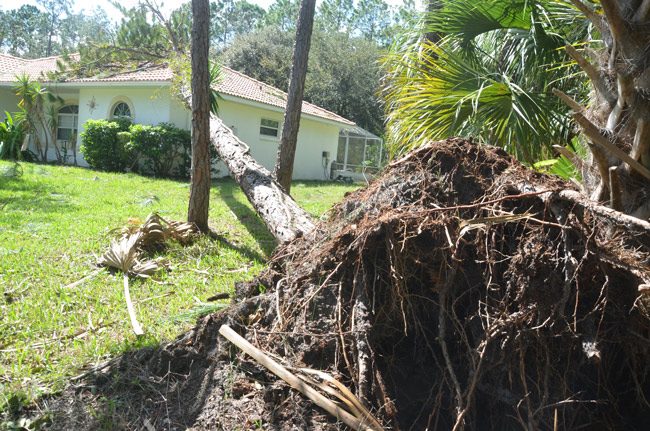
[3,0,424,22]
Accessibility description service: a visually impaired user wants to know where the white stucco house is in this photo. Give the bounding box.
[0,53,367,180]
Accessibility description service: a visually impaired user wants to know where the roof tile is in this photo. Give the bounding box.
[0,54,354,126]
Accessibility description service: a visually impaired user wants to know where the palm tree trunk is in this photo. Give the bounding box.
[565,0,650,218]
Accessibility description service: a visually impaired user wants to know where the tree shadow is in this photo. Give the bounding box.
[0,176,78,214]
[214,179,277,257]
[36,306,259,431]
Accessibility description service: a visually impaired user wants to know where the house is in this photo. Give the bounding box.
[0,53,372,180]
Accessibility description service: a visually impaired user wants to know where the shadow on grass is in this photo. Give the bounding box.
[214,179,277,257]
[30,311,239,431]
[0,176,78,214]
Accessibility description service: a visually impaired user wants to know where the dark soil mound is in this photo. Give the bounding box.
[37,139,650,430]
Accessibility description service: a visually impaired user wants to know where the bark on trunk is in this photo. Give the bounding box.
[563,0,650,219]
[209,115,315,243]
[187,0,211,232]
[181,87,315,243]
[273,0,316,193]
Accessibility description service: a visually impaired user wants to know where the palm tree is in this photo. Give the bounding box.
[382,0,588,164]
[384,0,650,218]
[557,0,650,217]
[13,75,62,162]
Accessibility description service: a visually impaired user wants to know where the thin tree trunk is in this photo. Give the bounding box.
[188,0,211,232]
[273,0,316,193]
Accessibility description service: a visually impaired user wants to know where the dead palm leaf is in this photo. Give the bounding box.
[97,213,198,336]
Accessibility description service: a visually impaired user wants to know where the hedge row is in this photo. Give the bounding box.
[80,119,196,178]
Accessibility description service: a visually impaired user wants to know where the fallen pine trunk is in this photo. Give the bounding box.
[183,90,315,243]
[208,114,315,243]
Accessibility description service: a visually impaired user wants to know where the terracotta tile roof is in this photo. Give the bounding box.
[67,65,174,83]
[0,53,354,126]
[0,54,62,82]
[216,67,354,125]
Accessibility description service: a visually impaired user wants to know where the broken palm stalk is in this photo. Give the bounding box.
[218,324,383,431]
[98,213,198,335]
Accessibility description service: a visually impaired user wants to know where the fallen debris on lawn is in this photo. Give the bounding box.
[36,139,649,430]
[97,213,199,335]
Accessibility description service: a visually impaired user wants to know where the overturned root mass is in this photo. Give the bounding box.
[44,139,650,430]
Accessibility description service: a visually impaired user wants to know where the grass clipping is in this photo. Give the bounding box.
[98,213,197,335]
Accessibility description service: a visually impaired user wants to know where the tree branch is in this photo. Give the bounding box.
[573,112,650,181]
[565,44,615,106]
[143,0,183,53]
[568,0,606,34]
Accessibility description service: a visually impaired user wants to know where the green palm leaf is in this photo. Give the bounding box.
[382,0,588,165]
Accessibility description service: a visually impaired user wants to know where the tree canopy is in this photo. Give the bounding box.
[223,28,385,135]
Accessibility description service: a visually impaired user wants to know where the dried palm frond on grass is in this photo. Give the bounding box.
[98,213,199,335]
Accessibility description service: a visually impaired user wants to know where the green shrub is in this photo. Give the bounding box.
[80,119,132,172]
[0,112,26,161]
[127,123,191,178]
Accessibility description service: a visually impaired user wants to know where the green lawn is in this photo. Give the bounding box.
[0,161,356,407]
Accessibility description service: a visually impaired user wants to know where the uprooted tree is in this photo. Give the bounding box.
[164,1,650,429]
[36,1,650,430]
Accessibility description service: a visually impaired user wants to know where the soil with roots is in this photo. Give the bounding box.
[27,139,650,430]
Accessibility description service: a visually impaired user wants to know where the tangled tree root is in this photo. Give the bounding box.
[43,139,649,430]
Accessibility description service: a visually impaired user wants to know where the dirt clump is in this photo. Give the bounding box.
[33,138,650,430]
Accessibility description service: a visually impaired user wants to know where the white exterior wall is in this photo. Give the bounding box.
[2,82,344,180]
[0,87,19,120]
[217,98,340,180]
[71,85,172,166]
[77,85,172,133]
[170,96,190,130]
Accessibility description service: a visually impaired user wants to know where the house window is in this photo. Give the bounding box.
[111,101,132,119]
[260,118,279,137]
[57,105,78,142]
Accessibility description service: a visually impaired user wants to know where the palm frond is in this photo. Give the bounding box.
[425,0,534,41]
[382,0,588,164]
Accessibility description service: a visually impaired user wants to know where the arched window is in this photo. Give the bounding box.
[111,101,132,119]
[57,105,78,142]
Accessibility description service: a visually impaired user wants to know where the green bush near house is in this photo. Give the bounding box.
[80,119,133,172]
[127,123,191,178]
[81,120,196,178]
[0,112,26,161]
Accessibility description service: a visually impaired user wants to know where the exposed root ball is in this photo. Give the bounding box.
[44,139,650,430]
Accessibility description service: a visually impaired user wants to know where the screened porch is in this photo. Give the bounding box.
[332,127,385,182]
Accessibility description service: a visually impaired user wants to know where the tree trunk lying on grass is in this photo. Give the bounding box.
[208,114,315,243]
[182,90,314,243]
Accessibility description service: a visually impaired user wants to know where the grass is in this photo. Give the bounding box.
[0,161,356,408]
